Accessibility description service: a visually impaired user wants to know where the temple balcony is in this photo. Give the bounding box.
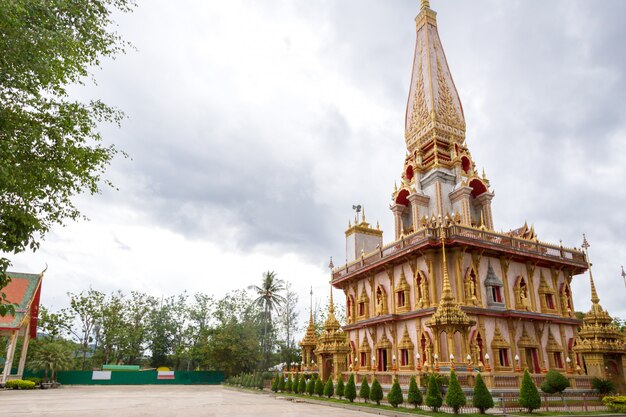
[332,224,587,285]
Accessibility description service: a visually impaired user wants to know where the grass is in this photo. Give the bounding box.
[508,413,615,416]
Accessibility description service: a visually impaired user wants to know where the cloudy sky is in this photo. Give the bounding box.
[11,0,626,327]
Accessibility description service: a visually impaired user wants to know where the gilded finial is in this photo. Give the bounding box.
[362,206,366,223]
[482,167,487,180]
[376,220,380,230]
[420,0,430,10]
[309,286,314,322]
[581,234,600,307]
[394,181,398,192]
[621,265,626,287]
[439,223,453,301]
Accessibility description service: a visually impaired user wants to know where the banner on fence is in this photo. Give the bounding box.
[157,371,175,380]
[92,371,112,380]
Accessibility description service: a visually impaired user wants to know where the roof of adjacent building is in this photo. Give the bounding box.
[0,271,43,338]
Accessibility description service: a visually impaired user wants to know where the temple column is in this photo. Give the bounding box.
[408,193,430,229]
[17,325,31,377]
[449,187,472,226]
[391,204,406,240]
[1,330,19,384]
[475,193,495,230]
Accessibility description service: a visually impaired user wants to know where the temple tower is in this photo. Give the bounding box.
[327,0,606,389]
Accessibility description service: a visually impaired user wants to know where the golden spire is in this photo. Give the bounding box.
[420,0,430,10]
[439,223,453,301]
[361,206,366,224]
[309,286,313,323]
[581,234,600,307]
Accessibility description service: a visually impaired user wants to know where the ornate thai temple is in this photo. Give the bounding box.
[301,0,626,390]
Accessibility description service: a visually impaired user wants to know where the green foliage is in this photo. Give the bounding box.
[445,370,466,414]
[603,396,626,413]
[421,372,448,392]
[24,377,42,385]
[306,376,315,396]
[336,375,345,398]
[28,339,74,381]
[540,370,570,394]
[248,271,285,369]
[359,376,370,402]
[370,377,383,405]
[387,377,404,408]
[315,376,324,396]
[471,372,494,414]
[271,375,279,392]
[298,374,307,394]
[285,375,293,393]
[519,370,541,413]
[344,373,357,402]
[5,380,36,390]
[591,377,616,395]
[323,377,334,398]
[407,375,423,407]
[425,373,443,411]
[293,373,299,393]
[278,374,286,392]
[0,0,136,317]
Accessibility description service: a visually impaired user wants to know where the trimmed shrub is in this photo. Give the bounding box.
[293,373,299,393]
[407,375,423,408]
[5,380,36,390]
[472,372,494,414]
[25,377,42,385]
[370,377,383,405]
[271,376,279,393]
[285,375,293,393]
[298,375,307,394]
[336,375,345,399]
[257,374,264,390]
[603,396,626,413]
[541,370,570,394]
[359,376,370,403]
[387,377,404,408]
[591,377,616,395]
[323,377,334,398]
[445,370,466,414]
[278,374,286,392]
[344,373,357,402]
[425,373,443,411]
[315,376,324,397]
[306,376,315,396]
[519,369,541,413]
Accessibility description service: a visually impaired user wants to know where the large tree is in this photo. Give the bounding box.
[248,271,285,368]
[0,0,135,316]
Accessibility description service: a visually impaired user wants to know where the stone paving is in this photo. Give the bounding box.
[0,385,367,417]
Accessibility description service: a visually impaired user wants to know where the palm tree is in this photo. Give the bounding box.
[248,271,285,369]
[29,341,74,382]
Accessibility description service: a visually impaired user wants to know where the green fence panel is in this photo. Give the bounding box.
[22,370,224,385]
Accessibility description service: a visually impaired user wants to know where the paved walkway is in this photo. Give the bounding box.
[0,385,367,417]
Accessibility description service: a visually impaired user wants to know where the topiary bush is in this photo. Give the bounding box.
[359,376,370,403]
[407,375,423,408]
[344,373,357,402]
[592,377,616,395]
[24,377,42,385]
[323,377,334,398]
[278,374,286,392]
[293,373,299,393]
[540,370,570,394]
[387,377,404,408]
[315,376,324,397]
[603,396,626,413]
[271,375,279,392]
[285,375,293,393]
[5,380,36,390]
[298,374,307,394]
[472,372,494,414]
[336,375,345,399]
[445,370,466,414]
[370,377,383,405]
[519,369,541,413]
[425,373,443,411]
[306,376,315,396]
